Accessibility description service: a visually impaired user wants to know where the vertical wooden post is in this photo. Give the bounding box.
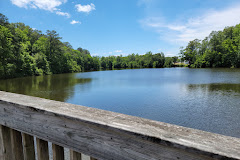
[22,133,36,160]
[10,129,24,160]
[90,157,97,160]
[36,138,49,160]
[52,144,64,160]
[70,150,82,160]
[0,127,2,160]
[0,125,13,160]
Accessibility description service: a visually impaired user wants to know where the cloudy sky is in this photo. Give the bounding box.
[1,0,240,56]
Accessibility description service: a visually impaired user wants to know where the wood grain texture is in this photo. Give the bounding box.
[10,129,24,160]
[0,125,13,160]
[52,144,64,160]
[0,126,3,160]
[0,91,240,160]
[37,138,49,160]
[70,150,82,160]
[22,133,36,160]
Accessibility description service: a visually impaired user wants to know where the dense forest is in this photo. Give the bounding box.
[181,24,240,68]
[0,13,180,79]
[1,13,240,79]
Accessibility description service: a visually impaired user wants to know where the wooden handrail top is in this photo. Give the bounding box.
[0,91,239,160]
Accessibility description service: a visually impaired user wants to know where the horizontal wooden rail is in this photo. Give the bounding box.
[0,91,240,160]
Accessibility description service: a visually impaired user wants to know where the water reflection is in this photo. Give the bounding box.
[187,83,240,94]
[0,68,240,138]
[0,73,92,101]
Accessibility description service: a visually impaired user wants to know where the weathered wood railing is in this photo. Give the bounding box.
[0,91,240,160]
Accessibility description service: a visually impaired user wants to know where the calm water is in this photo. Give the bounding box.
[0,68,240,138]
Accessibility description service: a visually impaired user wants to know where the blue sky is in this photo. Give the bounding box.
[1,0,240,57]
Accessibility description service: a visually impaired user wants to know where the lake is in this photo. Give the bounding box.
[0,68,240,138]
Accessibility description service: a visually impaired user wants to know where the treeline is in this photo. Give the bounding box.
[181,24,240,68]
[99,52,167,69]
[0,13,100,79]
[0,13,180,79]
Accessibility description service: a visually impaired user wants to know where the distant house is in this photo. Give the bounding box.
[184,61,189,65]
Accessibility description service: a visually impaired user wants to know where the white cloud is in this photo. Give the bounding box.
[75,3,95,13]
[165,53,175,57]
[11,0,67,12]
[168,25,186,31]
[70,20,81,25]
[114,50,122,53]
[56,11,70,18]
[11,0,70,18]
[140,4,240,44]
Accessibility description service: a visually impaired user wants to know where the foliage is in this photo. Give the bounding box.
[0,14,102,79]
[99,52,166,70]
[181,25,240,68]
[164,57,174,68]
[0,13,181,79]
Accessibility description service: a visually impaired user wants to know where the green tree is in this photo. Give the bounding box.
[0,25,13,78]
[46,30,64,73]
[0,13,9,26]
[183,39,200,65]
[164,57,173,67]
[172,56,178,64]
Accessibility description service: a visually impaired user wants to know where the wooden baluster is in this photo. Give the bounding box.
[22,133,36,160]
[10,129,24,160]
[0,127,2,160]
[0,125,13,160]
[36,138,49,160]
[52,144,64,160]
[70,149,82,160]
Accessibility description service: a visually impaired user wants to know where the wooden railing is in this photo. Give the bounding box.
[0,91,240,160]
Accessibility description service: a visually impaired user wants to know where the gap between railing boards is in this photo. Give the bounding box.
[0,125,97,160]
